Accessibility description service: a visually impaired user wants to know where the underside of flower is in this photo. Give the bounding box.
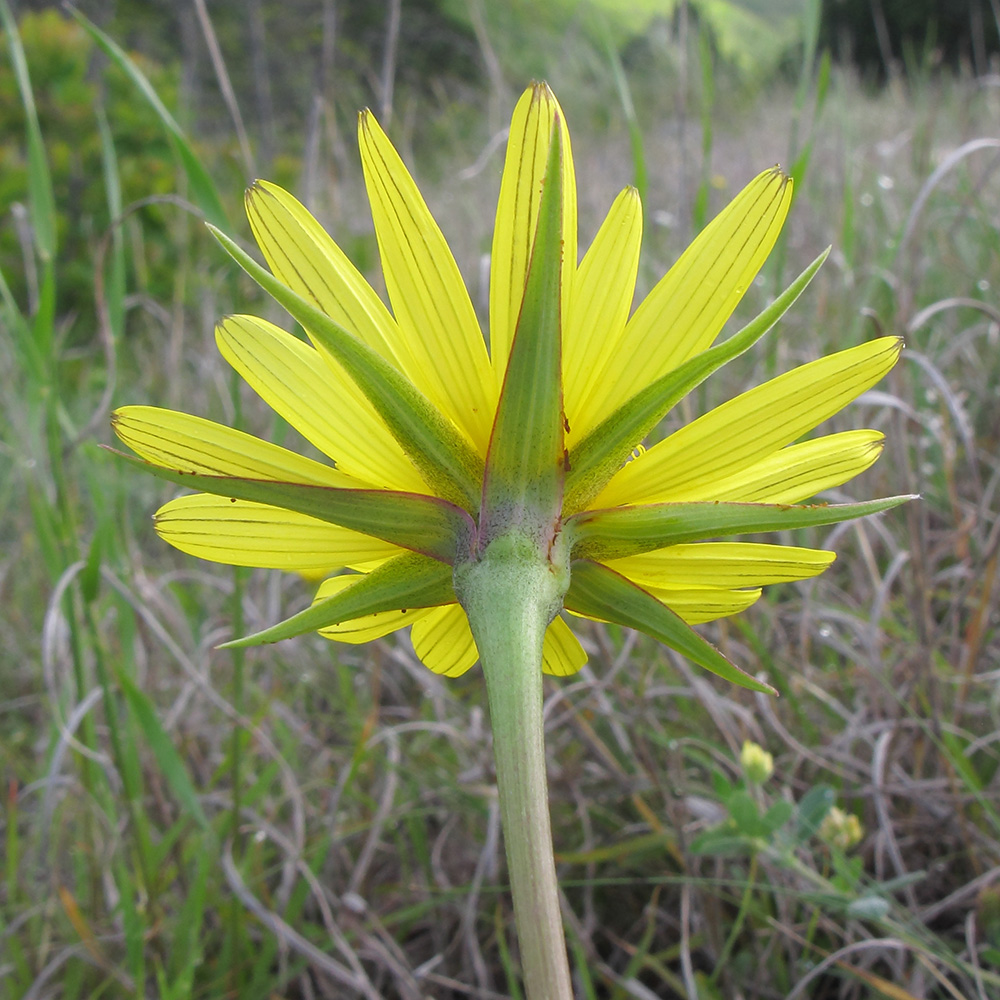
[112,82,910,689]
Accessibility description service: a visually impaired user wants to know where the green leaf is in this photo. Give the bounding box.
[565,248,830,511]
[109,449,474,563]
[941,730,983,792]
[482,119,564,542]
[0,0,56,261]
[762,799,794,833]
[979,948,1000,968]
[565,560,774,693]
[221,552,454,648]
[711,769,734,800]
[568,495,915,561]
[727,790,765,837]
[116,671,209,830]
[688,829,752,857]
[210,226,483,510]
[69,9,228,229]
[795,784,835,842]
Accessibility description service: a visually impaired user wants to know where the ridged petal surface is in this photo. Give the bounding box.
[154,494,400,573]
[564,187,642,444]
[489,82,577,371]
[581,169,791,434]
[359,111,498,451]
[594,338,901,508]
[216,315,425,492]
[607,542,834,588]
[245,180,402,363]
[651,586,762,624]
[411,604,479,677]
[113,406,354,486]
[541,616,588,676]
[681,429,886,504]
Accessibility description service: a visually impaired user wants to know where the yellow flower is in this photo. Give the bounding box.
[740,740,774,784]
[818,805,864,851]
[113,84,906,689]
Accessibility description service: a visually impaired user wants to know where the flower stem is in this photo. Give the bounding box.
[456,532,573,1000]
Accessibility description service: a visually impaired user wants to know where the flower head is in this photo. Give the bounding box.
[740,740,774,784]
[818,805,864,851]
[113,84,908,689]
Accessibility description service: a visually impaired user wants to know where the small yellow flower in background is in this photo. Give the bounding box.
[740,740,774,784]
[819,805,864,851]
[112,83,908,687]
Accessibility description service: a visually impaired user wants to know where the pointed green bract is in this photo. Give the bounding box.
[481,122,565,543]
[565,560,775,693]
[565,248,830,512]
[111,451,474,564]
[209,226,483,510]
[568,495,913,560]
[221,553,455,648]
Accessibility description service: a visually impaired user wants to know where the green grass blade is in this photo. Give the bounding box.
[70,9,229,229]
[96,106,126,341]
[605,29,647,206]
[0,261,42,384]
[116,670,210,830]
[166,844,211,995]
[0,0,56,262]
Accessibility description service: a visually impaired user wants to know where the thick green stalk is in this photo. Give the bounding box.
[456,532,572,1000]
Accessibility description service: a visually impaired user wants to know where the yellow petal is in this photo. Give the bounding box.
[607,542,835,589]
[651,586,762,624]
[566,586,761,626]
[682,429,886,504]
[113,405,353,486]
[245,180,403,364]
[314,574,433,643]
[595,337,901,507]
[154,494,400,573]
[410,604,479,677]
[490,83,578,372]
[216,315,426,492]
[541,615,588,676]
[583,168,791,432]
[358,111,498,451]
[564,187,642,445]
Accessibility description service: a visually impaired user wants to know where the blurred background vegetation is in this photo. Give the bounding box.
[2,1,999,998]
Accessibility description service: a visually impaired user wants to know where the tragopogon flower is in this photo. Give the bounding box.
[113,84,907,690]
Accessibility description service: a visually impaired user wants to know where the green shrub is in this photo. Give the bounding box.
[0,10,180,339]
